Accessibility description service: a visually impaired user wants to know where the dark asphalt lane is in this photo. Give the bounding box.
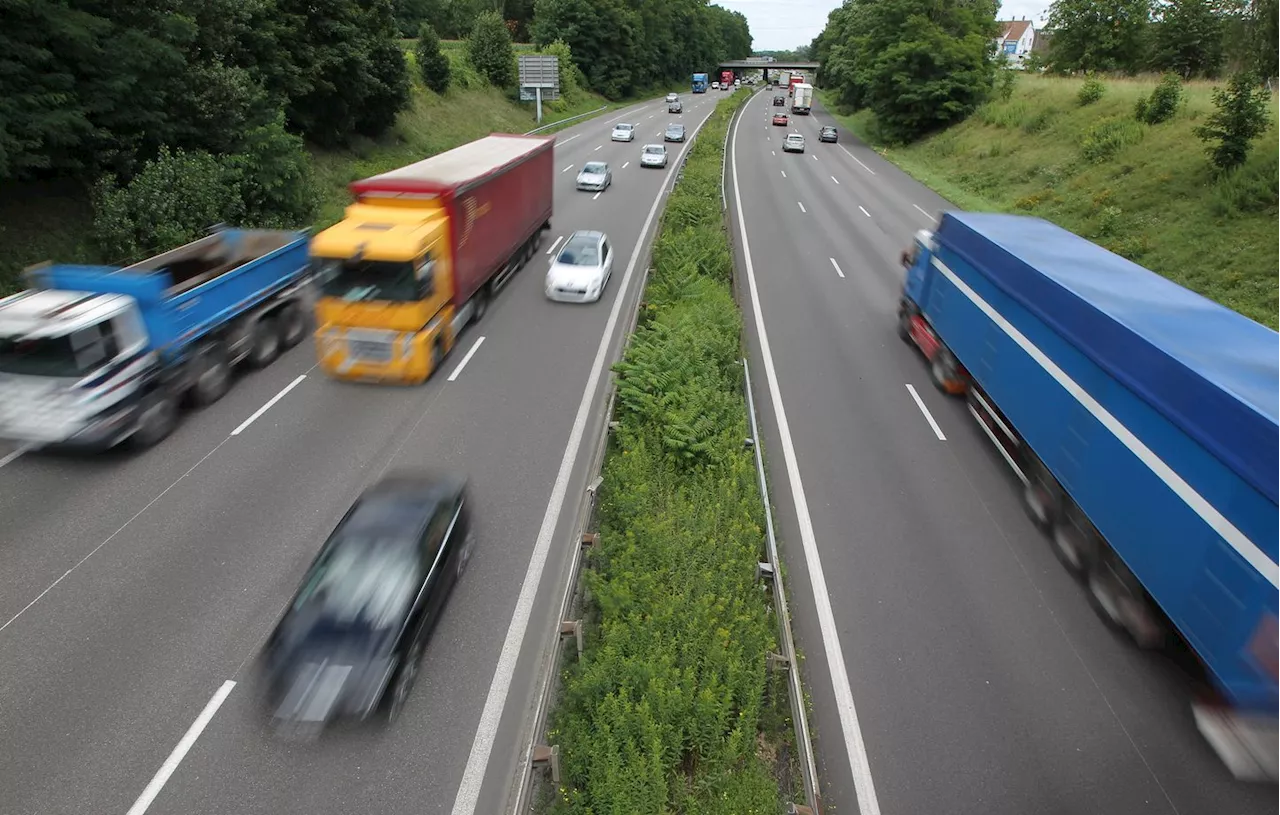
[0,89,724,815]
[728,91,1275,815]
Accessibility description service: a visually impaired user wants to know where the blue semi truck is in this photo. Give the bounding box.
[0,227,312,451]
[692,72,708,93]
[899,212,1279,780]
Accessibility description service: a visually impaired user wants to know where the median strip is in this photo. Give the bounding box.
[538,89,804,812]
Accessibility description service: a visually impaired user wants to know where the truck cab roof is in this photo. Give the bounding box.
[311,204,447,262]
[0,288,131,339]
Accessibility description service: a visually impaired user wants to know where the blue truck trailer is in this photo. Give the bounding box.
[692,72,709,93]
[0,227,312,451]
[898,212,1279,780]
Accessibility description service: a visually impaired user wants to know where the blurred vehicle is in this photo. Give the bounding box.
[720,70,734,88]
[665,92,679,103]
[819,125,838,143]
[310,135,553,385]
[772,112,789,126]
[640,144,668,168]
[576,161,612,192]
[791,83,813,114]
[782,133,805,153]
[0,227,310,452]
[692,72,708,93]
[668,100,683,113]
[611,122,635,142]
[259,472,474,729]
[773,95,786,106]
[545,231,615,303]
[711,81,720,90]
[900,212,1280,781]
[664,123,686,142]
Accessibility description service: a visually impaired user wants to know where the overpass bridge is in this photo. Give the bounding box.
[718,59,820,74]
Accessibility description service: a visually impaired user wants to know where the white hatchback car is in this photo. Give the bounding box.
[640,144,668,168]
[611,123,635,142]
[546,231,615,303]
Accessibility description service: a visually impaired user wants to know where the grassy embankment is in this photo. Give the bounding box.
[0,42,676,294]
[823,74,1280,328]
[541,89,803,814]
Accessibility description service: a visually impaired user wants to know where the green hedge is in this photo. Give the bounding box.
[547,89,788,813]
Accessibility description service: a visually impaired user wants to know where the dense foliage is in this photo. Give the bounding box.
[1196,70,1274,170]
[467,11,517,87]
[812,0,1001,142]
[415,24,453,92]
[549,90,788,813]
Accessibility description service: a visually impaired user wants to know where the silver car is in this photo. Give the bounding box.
[782,133,805,153]
[576,161,611,192]
[545,231,615,303]
[611,122,635,142]
[640,144,668,168]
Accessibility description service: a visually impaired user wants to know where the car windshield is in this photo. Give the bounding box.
[615,124,632,131]
[0,330,112,378]
[667,126,683,133]
[317,257,423,303]
[293,537,420,630]
[788,135,803,141]
[644,146,664,154]
[582,162,607,174]
[557,236,602,267]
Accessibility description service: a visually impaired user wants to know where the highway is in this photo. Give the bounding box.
[0,89,723,815]
[725,90,1277,815]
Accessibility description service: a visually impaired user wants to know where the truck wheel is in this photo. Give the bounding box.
[429,341,444,376]
[276,303,307,350]
[472,288,490,323]
[929,348,958,394]
[191,345,232,407]
[1051,521,1098,578]
[897,309,913,343]
[1086,554,1166,650]
[131,391,178,449]
[1022,481,1059,532]
[248,317,280,369]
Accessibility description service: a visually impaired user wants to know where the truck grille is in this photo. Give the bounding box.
[347,339,393,363]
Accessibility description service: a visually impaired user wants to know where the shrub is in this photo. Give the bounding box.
[1195,70,1273,172]
[1078,75,1106,105]
[415,24,452,93]
[1208,151,1280,216]
[997,68,1017,101]
[1135,73,1183,124]
[466,11,515,87]
[1078,117,1145,162]
[225,114,317,228]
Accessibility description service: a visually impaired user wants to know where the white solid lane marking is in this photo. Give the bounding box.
[450,104,719,815]
[125,681,235,815]
[447,336,486,382]
[831,176,840,184]
[730,93,884,815]
[0,443,32,470]
[231,374,306,436]
[557,133,581,145]
[830,258,846,279]
[593,145,602,151]
[545,235,563,255]
[797,201,806,213]
[622,161,629,169]
[839,144,877,175]
[858,205,871,218]
[561,164,573,173]
[914,204,931,218]
[905,384,947,441]
[781,170,787,178]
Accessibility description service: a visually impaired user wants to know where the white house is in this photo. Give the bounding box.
[995,19,1036,67]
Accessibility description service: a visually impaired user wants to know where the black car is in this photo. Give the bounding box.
[773,95,786,106]
[664,123,686,142]
[819,126,838,143]
[258,472,474,731]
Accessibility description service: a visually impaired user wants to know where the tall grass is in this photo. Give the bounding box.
[826,74,1280,328]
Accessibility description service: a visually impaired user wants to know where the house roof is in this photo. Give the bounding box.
[997,20,1033,42]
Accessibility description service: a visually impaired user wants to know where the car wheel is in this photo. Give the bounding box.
[386,640,422,723]
[456,530,475,580]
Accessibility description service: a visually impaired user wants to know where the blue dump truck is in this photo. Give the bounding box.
[899,212,1279,780]
[692,72,709,93]
[0,227,311,451]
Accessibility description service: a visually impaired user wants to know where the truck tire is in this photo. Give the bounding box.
[429,340,444,377]
[1086,552,1167,650]
[929,348,959,394]
[471,287,490,323]
[190,345,232,407]
[248,317,281,369]
[1051,519,1098,577]
[897,308,913,343]
[130,391,178,449]
[276,303,307,350]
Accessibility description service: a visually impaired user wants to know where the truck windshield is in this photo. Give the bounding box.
[0,328,113,378]
[319,259,420,303]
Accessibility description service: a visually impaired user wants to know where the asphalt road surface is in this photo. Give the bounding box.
[726,89,1276,815]
[0,89,725,815]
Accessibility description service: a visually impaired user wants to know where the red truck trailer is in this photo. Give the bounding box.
[312,134,555,383]
[721,70,734,88]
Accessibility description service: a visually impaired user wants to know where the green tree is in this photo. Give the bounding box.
[1150,0,1224,77]
[415,23,453,91]
[1045,0,1153,74]
[467,10,516,86]
[1195,70,1273,170]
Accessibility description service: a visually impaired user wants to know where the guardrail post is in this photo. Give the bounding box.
[756,561,776,584]
[560,619,584,658]
[767,652,790,672]
[531,744,561,784]
[787,805,815,815]
[580,532,599,550]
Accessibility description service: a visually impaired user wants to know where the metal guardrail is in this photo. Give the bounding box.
[743,358,822,813]
[524,106,608,135]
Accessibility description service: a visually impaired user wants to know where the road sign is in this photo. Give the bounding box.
[518,55,559,89]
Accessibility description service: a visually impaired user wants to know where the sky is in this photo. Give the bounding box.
[717,0,1053,53]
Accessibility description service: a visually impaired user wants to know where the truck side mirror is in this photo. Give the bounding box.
[417,261,436,299]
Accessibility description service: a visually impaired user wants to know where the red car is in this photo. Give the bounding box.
[772,113,789,126]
